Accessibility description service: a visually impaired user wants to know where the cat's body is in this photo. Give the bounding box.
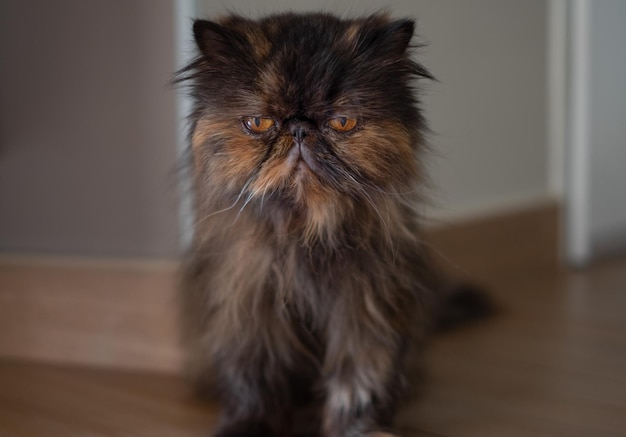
[179,12,443,437]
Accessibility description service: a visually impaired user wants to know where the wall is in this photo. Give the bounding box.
[588,1,626,255]
[567,0,626,264]
[198,0,550,223]
[0,0,180,258]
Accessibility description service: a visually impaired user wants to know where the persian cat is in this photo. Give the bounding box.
[177,12,480,437]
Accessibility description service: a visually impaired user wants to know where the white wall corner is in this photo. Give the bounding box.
[566,0,592,266]
[173,0,200,253]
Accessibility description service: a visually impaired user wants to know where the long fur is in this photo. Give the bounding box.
[177,12,441,437]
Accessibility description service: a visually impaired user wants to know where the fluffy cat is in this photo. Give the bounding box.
[176,12,469,437]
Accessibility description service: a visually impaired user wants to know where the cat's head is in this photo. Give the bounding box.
[180,13,431,237]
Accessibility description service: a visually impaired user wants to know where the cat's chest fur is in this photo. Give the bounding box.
[206,228,344,329]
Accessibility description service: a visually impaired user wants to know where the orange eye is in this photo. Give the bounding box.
[244,116,275,133]
[328,117,357,132]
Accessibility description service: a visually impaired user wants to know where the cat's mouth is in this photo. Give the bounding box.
[285,142,321,177]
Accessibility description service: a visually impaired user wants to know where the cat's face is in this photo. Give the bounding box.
[185,13,430,219]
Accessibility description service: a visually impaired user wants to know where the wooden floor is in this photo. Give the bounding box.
[1,256,625,437]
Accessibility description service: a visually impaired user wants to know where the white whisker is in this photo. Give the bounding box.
[192,178,253,228]
[234,191,256,223]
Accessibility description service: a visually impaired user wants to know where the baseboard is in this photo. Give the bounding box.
[0,260,184,373]
[0,201,560,373]
[425,199,561,283]
[592,225,626,260]
[422,193,559,226]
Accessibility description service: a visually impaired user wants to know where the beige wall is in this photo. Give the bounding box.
[0,1,180,257]
[200,0,550,223]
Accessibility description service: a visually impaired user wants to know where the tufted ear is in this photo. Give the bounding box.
[193,20,228,55]
[192,19,248,64]
[353,18,415,58]
[355,17,434,80]
[381,19,415,57]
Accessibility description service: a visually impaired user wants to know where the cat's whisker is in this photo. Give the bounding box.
[334,163,418,198]
[352,182,395,254]
[416,238,469,277]
[336,169,387,225]
[193,202,238,227]
[336,165,401,258]
[259,181,271,214]
[233,191,256,224]
[192,178,253,227]
[363,181,422,197]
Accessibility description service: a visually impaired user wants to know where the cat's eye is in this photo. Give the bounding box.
[328,117,357,132]
[244,116,275,133]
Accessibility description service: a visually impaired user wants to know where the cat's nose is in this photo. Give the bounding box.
[289,122,309,143]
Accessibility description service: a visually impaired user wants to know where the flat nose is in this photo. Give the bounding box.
[289,121,310,143]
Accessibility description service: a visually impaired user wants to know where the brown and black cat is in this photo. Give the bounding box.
[176,12,487,437]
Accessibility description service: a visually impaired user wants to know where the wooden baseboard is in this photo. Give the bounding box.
[0,261,184,373]
[0,201,560,373]
[425,199,561,284]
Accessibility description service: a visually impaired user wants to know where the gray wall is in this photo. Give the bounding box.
[0,1,180,257]
[199,0,550,221]
[589,1,626,254]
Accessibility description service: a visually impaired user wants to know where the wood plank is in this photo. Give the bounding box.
[0,361,215,437]
[396,256,626,436]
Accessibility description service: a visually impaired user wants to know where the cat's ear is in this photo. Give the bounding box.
[385,19,434,79]
[382,19,415,57]
[193,19,245,63]
[354,17,433,79]
[352,17,415,58]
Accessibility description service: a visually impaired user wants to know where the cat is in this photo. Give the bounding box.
[176,12,486,437]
